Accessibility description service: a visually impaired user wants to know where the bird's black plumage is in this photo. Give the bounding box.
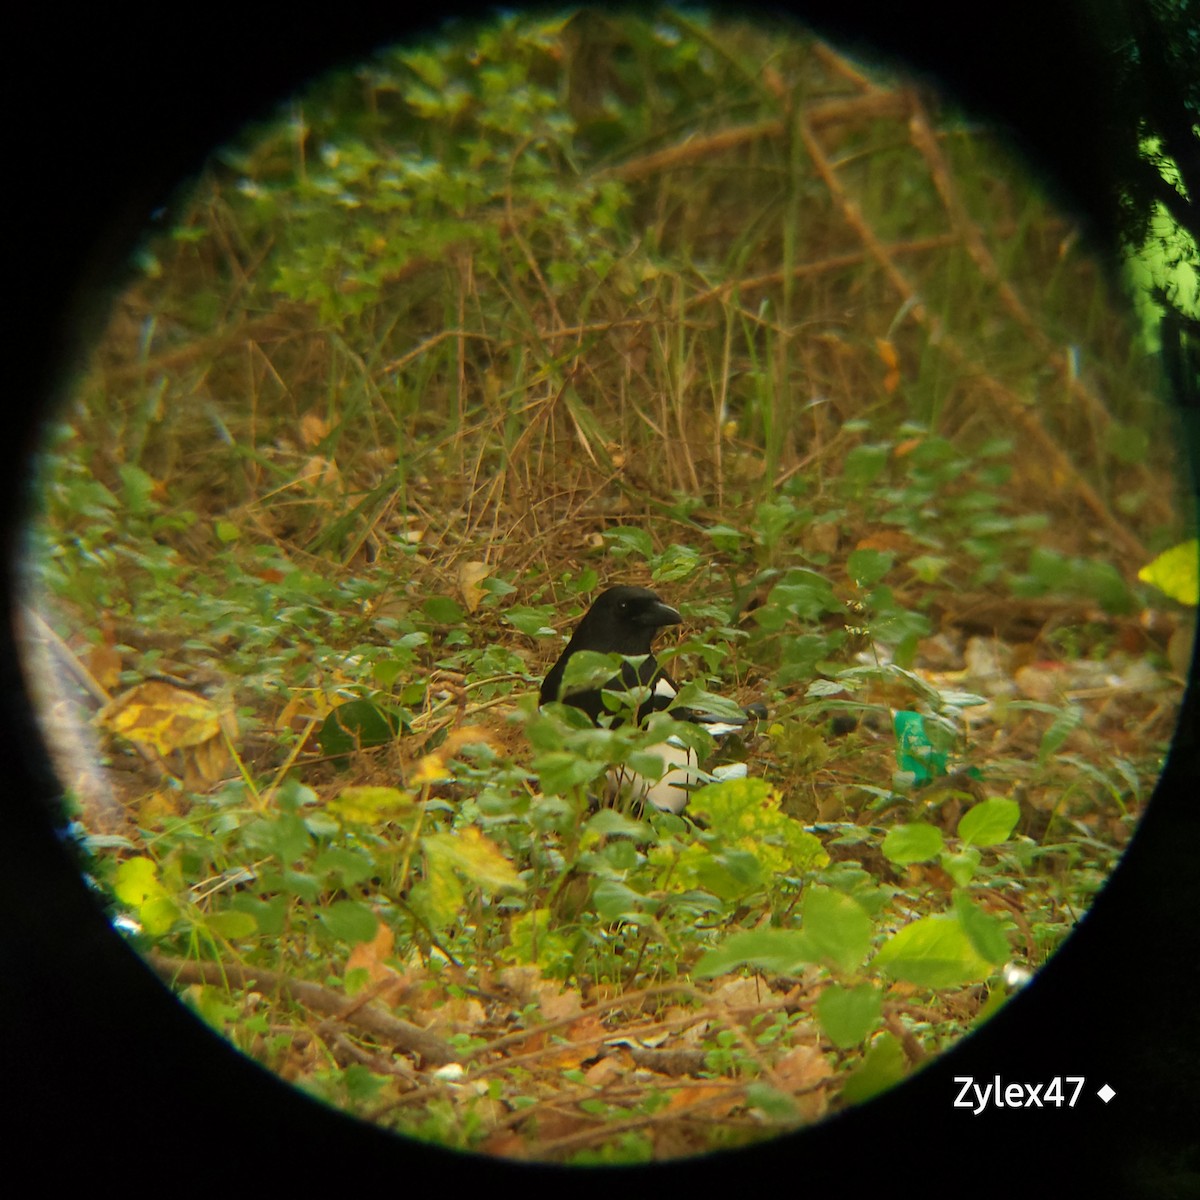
[539,584,682,720]
[539,585,761,813]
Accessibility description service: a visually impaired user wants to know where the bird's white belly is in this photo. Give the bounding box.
[607,737,698,815]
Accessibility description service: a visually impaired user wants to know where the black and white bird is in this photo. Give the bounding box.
[539,584,762,813]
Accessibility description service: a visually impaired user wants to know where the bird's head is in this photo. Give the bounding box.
[557,585,682,660]
[541,585,683,709]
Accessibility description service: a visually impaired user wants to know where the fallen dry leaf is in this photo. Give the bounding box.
[181,731,234,789]
[297,454,340,489]
[346,921,393,983]
[583,1055,626,1087]
[100,681,225,755]
[458,561,491,613]
[83,643,122,691]
[773,1041,833,1122]
[299,411,330,448]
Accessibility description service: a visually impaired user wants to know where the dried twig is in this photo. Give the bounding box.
[147,952,459,1065]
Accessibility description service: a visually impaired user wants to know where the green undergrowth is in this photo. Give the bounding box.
[24,7,1189,1164]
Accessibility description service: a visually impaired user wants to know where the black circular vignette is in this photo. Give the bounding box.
[4,2,1197,1191]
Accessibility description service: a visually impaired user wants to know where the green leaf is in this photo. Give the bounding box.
[694,928,815,978]
[533,749,608,794]
[584,809,655,840]
[806,678,848,698]
[841,1032,906,1104]
[764,569,840,621]
[592,878,654,922]
[627,748,675,780]
[602,526,654,559]
[317,900,379,945]
[846,548,894,587]
[275,777,319,813]
[1104,421,1150,465]
[206,910,258,940]
[1038,705,1083,766]
[872,912,993,988]
[569,568,599,593]
[956,797,1020,846]
[881,822,944,865]
[312,847,377,887]
[952,892,1011,965]
[480,575,517,602]
[704,524,745,551]
[422,594,465,624]
[557,649,625,697]
[668,682,748,723]
[340,1063,388,1104]
[372,658,407,688]
[683,777,829,878]
[940,847,981,887]
[1077,559,1137,614]
[801,886,874,974]
[187,985,239,1032]
[118,463,158,515]
[1026,545,1073,590]
[651,543,700,583]
[816,983,883,1049]
[842,442,891,489]
[243,812,312,864]
[744,1082,798,1120]
[691,848,769,902]
[505,604,557,636]
[229,894,288,937]
[280,868,320,903]
[318,700,403,757]
[909,554,950,583]
[598,839,640,871]
[1025,547,1136,613]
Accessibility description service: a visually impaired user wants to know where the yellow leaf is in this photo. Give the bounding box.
[113,856,180,936]
[419,855,466,929]
[412,754,449,784]
[114,856,166,907]
[1138,539,1198,606]
[99,681,223,755]
[327,785,415,824]
[423,827,524,892]
[440,725,501,759]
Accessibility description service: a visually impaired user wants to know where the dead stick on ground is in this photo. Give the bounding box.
[147,952,459,1066]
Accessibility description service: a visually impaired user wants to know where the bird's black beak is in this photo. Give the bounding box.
[637,599,682,629]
